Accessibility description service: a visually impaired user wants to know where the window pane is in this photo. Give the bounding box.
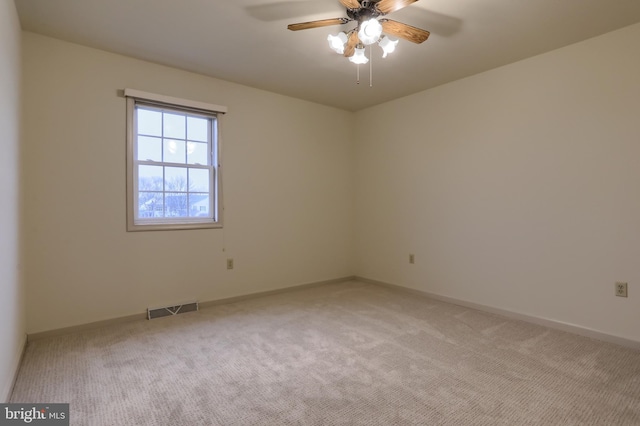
[163,112,185,139]
[137,108,162,136]
[138,192,163,218]
[189,193,210,217]
[128,96,220,230]
[187,117,208,142]
[189,168,209,192]
[137,136,162,162]
[165,193,188,217]
[164,139,186,164]
[187,142,208,165]
[165,167,187,192]
[138,165,163,191]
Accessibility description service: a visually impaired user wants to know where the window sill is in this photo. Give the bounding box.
[127,221,223,232]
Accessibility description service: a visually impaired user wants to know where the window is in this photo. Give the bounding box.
[125,89,226,231]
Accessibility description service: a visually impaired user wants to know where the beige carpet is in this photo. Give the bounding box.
[11,281,640,425]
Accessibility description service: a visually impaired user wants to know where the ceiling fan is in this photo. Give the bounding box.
[287,0,430,62]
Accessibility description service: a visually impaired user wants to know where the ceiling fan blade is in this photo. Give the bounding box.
[343,31,359,57]
[339,0,361,9]
[381,19,430,43]
[287,18,350,31]
[376,0,419,14]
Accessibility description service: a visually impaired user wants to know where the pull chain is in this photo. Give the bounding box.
[369,45,373,87]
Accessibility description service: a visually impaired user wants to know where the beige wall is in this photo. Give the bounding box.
[22,32,354,334]
[0,0,25,401]
[21,23,640,344]
[354,23,640,342]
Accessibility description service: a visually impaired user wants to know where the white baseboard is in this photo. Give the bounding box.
[28,313,147,342]
[27,276,356,342]
[356,276,640,351]
[25,275,640,351]
[198,275,356,310]
[3,333,27,403]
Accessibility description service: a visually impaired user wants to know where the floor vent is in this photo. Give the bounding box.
[147,301,198,320]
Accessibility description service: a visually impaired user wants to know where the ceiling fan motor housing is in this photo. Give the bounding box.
[347,2,383,23]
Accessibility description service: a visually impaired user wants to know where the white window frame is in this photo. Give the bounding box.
[125,89,226,231]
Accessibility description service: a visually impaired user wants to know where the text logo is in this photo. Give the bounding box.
[0,404,68,426]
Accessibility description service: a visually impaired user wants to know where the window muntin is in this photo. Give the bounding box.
[127,97,221,231]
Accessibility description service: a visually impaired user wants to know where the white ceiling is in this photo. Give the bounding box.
[15,0,640,111]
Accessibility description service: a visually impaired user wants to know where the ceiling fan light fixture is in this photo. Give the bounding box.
[379,36,399,58]
[358,18,382,45]
[287,0,430,84]
[327,32,348,54]
[348,46,369,64]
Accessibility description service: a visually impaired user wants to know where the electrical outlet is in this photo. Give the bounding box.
[615,282,628,297]
[227,258,234,270]
[409,254,415,264]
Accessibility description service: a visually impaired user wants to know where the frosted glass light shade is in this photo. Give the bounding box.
[327,32,348,54]
[358,18,382,45]
[348,47,369,64]
[379,36,399,58]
